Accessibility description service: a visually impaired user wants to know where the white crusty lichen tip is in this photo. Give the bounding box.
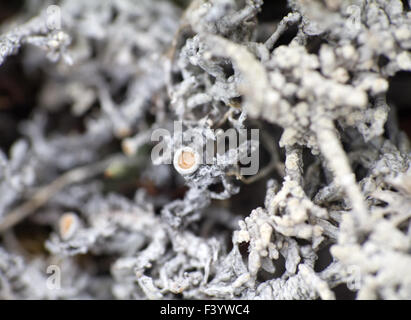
[173,146,201,175]
[59,212,80,241]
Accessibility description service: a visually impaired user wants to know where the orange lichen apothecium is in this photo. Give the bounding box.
[59,213,78,240]
[177,150,196,170]
[173,146,200,175]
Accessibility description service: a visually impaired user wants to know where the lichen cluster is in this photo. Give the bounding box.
[0,0,410,300]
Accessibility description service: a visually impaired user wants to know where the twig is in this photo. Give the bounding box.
[0,154,125,234]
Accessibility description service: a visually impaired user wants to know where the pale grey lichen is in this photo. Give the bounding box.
[0,0,410,300]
